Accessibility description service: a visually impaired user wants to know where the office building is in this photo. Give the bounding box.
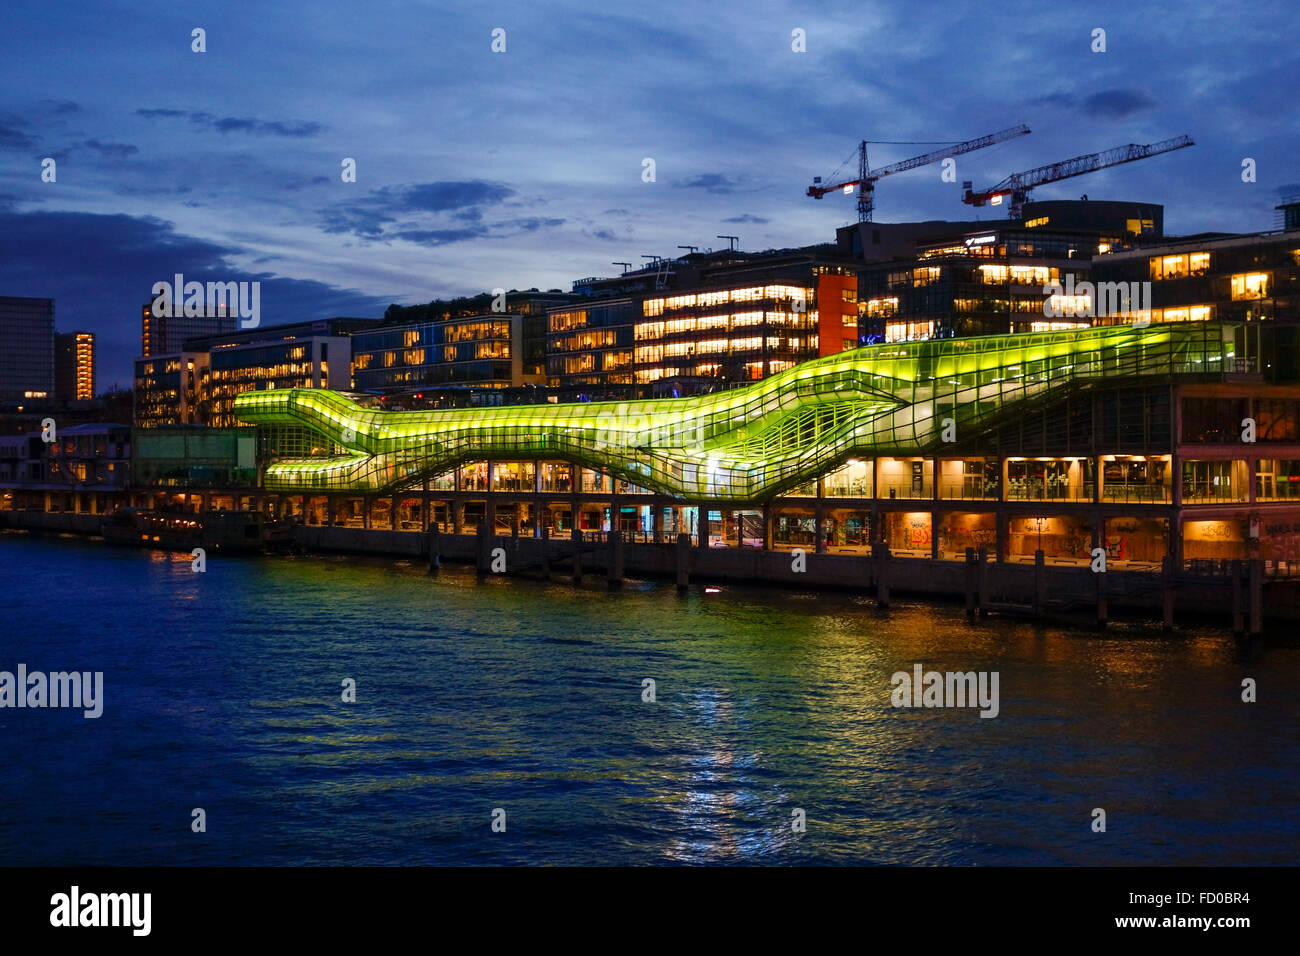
[352,313,545,393]
[141,300,237,357]
[1089,199,1300,380]
[132,352,209,427]
[183,319,368,426]
[55,331,95,402]
[551,246,858,396]
[0,296,55,403]
[849,200,1163,342]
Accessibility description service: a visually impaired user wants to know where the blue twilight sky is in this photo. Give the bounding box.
[1,0,1297,389]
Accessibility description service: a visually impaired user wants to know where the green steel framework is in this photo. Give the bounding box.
[233,322,1236,503]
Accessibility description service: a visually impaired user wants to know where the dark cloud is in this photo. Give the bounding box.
[46,100,81,115]
[0,208,390,387]
[723,213,768,224]
[678,173,739,194]
[1081,88,1159,119]
[389,181,516,212]
[81,139,138,159]
[392,228,488,246]
[0,116,38,150]
[592,228,617,240]
[321,180,517,240]
[281,175,332,192]
[135,109,326,137]
[510,217,565,231]
[1031,88,1158,120]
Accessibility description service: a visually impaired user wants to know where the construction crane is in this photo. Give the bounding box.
[962,134,1194,220]
[808,124,1030,221]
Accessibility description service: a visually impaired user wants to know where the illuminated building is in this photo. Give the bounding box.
[546,298,637,395]
[140,300,236,357]
[184,319,366,427]
[551,247,858,396]
[1089,199,1300,381]
[0,296,54,405]
[55,331,95,402]
[850,200,1162,341]
[132,351,208,426]
[226,320,1300,564]
[351,313,545,393]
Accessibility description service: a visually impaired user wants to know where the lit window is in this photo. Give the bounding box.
[1230,273,1269,300]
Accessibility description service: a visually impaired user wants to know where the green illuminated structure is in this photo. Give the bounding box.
[234,322,1234,502]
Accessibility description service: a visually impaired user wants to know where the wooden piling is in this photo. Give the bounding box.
[571,527,583,584]
[873,541,890,608]
[676,532,690,592]
[977,546,990,616]
[475,522,491,576]
[427,527,440,573]
[607,529,624,587]
[1231,559,1245,635]
[964,547,977,617]
[1033,549,1045,617]
[1249,558,1263,635]
[539,524,550,580]
[1161,553,1175,629]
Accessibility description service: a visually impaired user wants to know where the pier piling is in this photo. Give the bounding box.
[607,529,624,587]
[872,541,890,608]
[571,527,583,584]
[539,525,550,580]
[475,523,491,576]
[1095,574,1108,629]
[977,547,990,615]
[427,527,440,573]
[1162,554,1175,629]
[1249,558,1263,636]
[1033,549,1045,617]
[676,532,690,592]
[964,547,977,617]
[1231,560,1245,635]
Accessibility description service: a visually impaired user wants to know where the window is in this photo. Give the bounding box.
[1230,272,1269,300]
[884,320,934,342]
[865,297,899,318]
[1257,460,1300,500]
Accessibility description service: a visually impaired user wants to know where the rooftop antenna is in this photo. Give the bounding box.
[716,235,739,251]
[612,261,631,274]
[677,245,699,255]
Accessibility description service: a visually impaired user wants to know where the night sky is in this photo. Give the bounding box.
[2,0,1297,389]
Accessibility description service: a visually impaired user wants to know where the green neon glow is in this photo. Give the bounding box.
[235,322,1233,502]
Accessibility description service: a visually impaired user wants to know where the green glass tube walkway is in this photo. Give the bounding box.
[234,322,1236,503]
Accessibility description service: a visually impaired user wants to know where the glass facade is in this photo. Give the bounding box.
[351,314,542,391]
[0,296,55,402]
[235,321,1233,502]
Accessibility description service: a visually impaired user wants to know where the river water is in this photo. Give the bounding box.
[1,532,1296,865]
